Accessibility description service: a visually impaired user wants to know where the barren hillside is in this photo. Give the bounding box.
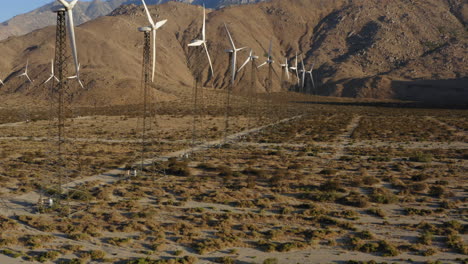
[0,0,466,105]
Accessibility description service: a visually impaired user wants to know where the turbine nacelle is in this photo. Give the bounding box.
[138,26,152,32]
[141,0,168,82]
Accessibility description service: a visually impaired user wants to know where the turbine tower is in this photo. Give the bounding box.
[257,40,274,93]
[300,57,306,93]
[56,0,84,89]
[306,62,315,94]
[17,60,33,83]
[188,4,213,151]
[43,59,60,84]
[279,57,289,91]
[141,0,167,83]
[289,52,300,92]
[238,49,259,128]
[137,26,153,174]
[223,23,245,143]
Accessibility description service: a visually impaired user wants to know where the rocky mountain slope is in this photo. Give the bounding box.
[0,0,466,105]
[0,0,267,41]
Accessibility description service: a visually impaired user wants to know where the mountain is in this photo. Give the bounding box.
[0,0,466,105]
[0,0,268,41]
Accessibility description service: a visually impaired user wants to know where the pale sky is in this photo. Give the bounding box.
[0,0,92,22]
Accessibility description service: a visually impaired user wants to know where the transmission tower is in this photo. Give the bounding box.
[139,27,152,174]
[50,8,69,206]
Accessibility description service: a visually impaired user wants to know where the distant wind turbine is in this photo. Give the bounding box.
[141,0,168,83]
[289,52,300,88]
[0,74,4,86]
[306,62,315,93]
[224,23,246,84]
[57,0,84,88]
[257,39,274,69]
[18,60,33,83]
[299,57,306,92]
[238,49,259,72]
[188,4,214,77]
[279,57,290,80]
[44,59,59,84]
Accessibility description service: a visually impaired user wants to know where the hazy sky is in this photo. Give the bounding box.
[0,0,92,22]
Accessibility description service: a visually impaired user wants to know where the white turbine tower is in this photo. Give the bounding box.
[18,60,33,83]
[238,49,258,72]
[188,4,214,77]
[306,62,316,93]
[224,23,245,84]
[44,59,60,84]
[57,0,84,89]
[141,0,168,83]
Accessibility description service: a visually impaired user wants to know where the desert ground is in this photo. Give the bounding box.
[0,90,467,264]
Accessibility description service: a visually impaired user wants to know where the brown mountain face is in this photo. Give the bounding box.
[0,0,466,106]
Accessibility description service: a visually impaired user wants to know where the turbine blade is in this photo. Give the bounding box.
[188,39,204,47]
[0,79,4,86]
[238,56,250,72]
[202,5,206,41]
[152,28,156,82]
[44,75,53,84]
[224,23,236,50]
[268,39,272,58]
[26,74,33,83]
[257,61,267,68]
[203,42,214,77]
[141,0,155,26]
[54,76,60,82]
[67,9,80,78]
[155,19,167,29]
[57,0,70,8]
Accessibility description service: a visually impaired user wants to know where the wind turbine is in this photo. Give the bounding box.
[279,57,290,80]
[141,0,168,83]
[289,52,300,90]
[306,62,316,94]
[0,74,4,86]
[299,57,306,93]
[238,49,258,73]
[257,39,274,69]
[43,59,60,84]
[188,4,214,77]
[18,60,33,83]
[224,23,245,84]
[56,0,84,88]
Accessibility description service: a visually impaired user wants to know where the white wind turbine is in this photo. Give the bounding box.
[57,0,84,88]
[306,62,316,93]
[188,4,214,77]
[238,49,258,72]
[0,74,4,86]
[141,0,168,83]
[18,60,33,83]
[224,23,245,84]
[257,39,274,69]
[299,57,306,92]
[279,57,290,80]
[289,52,300,87]
[44,59,60,84]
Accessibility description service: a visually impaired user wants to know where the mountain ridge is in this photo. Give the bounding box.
[0,0,268,41]
[0,0,466,105]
